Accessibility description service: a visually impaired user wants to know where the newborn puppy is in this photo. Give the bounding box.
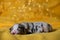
[10,22,53,34]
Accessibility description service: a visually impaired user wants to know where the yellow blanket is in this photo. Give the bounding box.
[0,29,60,40]
[0,0,60,40]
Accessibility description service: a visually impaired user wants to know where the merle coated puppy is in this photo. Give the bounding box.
[10,22,53,35]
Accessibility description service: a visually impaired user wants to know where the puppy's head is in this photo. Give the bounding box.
[10,24,25,35]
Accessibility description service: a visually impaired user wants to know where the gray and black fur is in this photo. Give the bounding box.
[10,22,53,34]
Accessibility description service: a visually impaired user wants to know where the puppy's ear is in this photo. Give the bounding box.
[9,28,11,30]
[9,27,12,31]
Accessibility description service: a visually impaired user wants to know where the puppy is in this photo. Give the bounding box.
[10,22,53,34]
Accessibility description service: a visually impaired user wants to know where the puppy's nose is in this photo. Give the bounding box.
[11,32,16,35]
[11,30,17,34]
[12,32,15,34]
[11,32,16,34]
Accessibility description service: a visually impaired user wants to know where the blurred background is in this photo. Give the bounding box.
[0,0,60,29]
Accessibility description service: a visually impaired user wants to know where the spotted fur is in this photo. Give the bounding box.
[10,22,53,34]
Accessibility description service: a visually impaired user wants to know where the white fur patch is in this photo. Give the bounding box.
[11,24,19,34]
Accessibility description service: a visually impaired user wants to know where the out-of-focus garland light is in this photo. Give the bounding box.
[2,0,59,21]
[43,0,53,18]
